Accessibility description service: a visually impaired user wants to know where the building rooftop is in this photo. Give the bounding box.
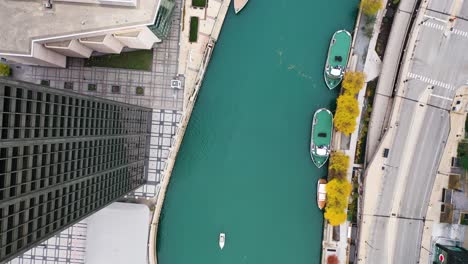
[0,0,160,55]
[85,203,150,264]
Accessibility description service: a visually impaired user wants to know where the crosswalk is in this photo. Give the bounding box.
[452,28,468,38]
[407,72,456,90]
[422,21,445,31]
[422,21,468,39]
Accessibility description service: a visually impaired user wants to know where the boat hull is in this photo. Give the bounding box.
[317,179,327,210]
[323,30,352,89]
[219,233,225,249]
[310,108,333,168]
[234,0,249,14]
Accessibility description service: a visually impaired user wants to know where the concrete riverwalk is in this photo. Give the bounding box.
[148,1,232,264]
[320,1,389,263]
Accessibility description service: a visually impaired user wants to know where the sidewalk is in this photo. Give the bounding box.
[320,2,388,263]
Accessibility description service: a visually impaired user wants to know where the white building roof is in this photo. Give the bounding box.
[85,202,150,264]
[0,0,160,55]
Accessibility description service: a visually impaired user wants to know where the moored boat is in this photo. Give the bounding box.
[234,0,249,14]
[310,108,333,168]
[219,233,225,249]
[317,179,327,210]
[324,30,352,89]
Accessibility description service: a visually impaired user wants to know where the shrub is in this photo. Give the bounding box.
[334,95,360,135]
[458,142,468,170]
[327,255,340,264]
[0,63,10,76]
[343,71,366,96]
[360,0,384,17]
[189,17,199,43]
[136,86,145,95]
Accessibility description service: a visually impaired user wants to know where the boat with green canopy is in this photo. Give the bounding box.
[324,30,352,89]
[310,108,333,168]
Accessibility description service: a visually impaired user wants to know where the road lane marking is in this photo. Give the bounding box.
[422,21,445,31]
[422,21,468,39]
[423,15,447,23]
[430,93,453,101]
[407,72,455,90]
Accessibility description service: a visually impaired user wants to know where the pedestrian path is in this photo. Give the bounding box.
[407,72,456,90]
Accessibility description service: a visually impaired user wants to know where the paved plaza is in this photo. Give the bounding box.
[8,0,184,263]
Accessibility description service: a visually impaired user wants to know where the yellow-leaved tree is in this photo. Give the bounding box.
[324,179,352,226]
[360,0,384,17]
[329,151,350,180]
[334,95,360,135]
[342,71,366,96]
[324,209,348,226]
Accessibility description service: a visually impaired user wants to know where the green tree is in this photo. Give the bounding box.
[360,0,384,16]
[0,63,10,76]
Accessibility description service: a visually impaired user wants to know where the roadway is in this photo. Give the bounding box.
[358,0,468,263]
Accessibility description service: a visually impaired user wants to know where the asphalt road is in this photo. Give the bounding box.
[360,0,468,263]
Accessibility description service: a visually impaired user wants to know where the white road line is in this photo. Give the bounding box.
[423,15,447,23]
[407,72,455,90]
[430,94,453,101]
[421,21,468,39]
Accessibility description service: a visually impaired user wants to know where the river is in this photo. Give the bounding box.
[157,1,358,263]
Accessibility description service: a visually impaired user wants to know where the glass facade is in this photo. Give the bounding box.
[149,0,176,40]
[0,79,152,263]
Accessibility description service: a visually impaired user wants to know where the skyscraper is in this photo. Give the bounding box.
[0,79,152,262]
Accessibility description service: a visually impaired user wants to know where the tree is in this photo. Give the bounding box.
[329,151,350,174]
[334,95,360,135]
[325,179,352,226]
[337,95,359,116]
[0,63,10,76]
[334,112,357,135]
[324,208,347,226]
[327,179,352,199]
[360,0,383,16]
[327,255,340,264]
[342,71,366,95]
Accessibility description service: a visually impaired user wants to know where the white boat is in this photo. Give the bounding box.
[234,0,249,14]
[219,233,225,249]
[317,179,327,210]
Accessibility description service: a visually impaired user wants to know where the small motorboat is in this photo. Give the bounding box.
[219,233,225,249]
[317,179,327,210]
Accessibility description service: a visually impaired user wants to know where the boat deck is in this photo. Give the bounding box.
[328,30,352,69]
[313,110,333,146]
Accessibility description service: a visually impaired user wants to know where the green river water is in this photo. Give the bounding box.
[157,1,358,263]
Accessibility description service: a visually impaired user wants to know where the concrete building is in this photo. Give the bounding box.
[0,0,175,68]
[0,79,152,263]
